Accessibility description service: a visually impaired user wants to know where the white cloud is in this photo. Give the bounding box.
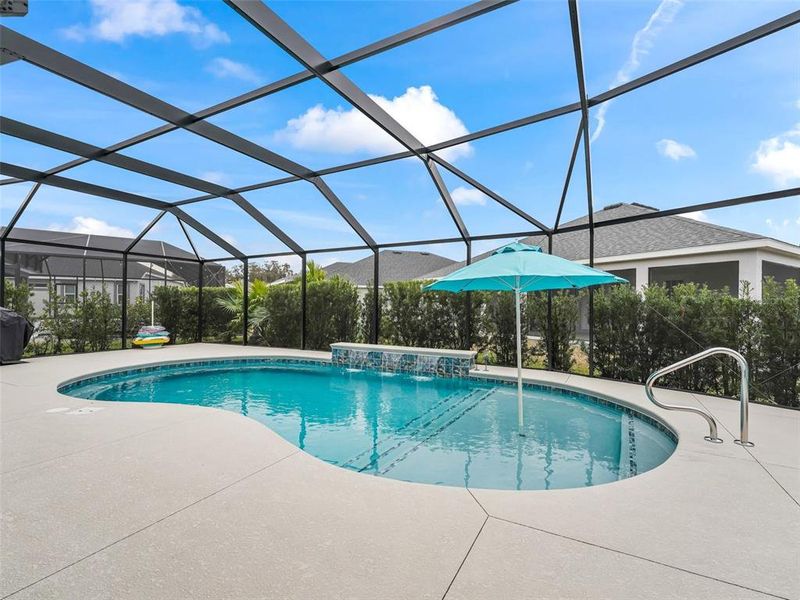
[62,0,229,47]
[317,256,343,268]
[656,138,697,160]
[592,0,684,143]
[451,186,488,206]
[206,58,261,84]
[682,210,710,222]
[276,85,473,162]
[49,217,134,238]
[751,123,800,185]
[198,170,228,185]
[264,208,354,234]
[765,214,800,244]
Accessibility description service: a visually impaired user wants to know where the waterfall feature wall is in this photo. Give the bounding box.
[330,343,476,379]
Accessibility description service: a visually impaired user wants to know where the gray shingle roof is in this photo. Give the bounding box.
[421,203,773,279]
[2,227,225,285]
[323,250,457,286]
[2,226,199,260]
[530,203,763,261]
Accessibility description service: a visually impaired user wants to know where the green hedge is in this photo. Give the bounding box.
[9,274,796,407]
[527,291,581,372]
[306,277,360,350]
[28,286,121,355]
[258,283,301,347]
[594,280,799,407]
[209,274,360,350]
[372,281,581,371]
[376,280,469,350]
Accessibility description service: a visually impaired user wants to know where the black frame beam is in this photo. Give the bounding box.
[553,119,584,230]
[568,0,596,375]
[0,26,375,250]
[0,116,305,255]
[0,0,514,183]
[0,0,797,368]
[1,181,40,241]
[0,162,245,259]
[225,0,472,242]
[195,185,800,263]
[159,9,800,211]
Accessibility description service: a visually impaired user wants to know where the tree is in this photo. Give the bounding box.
[306,260,326,284]
[216,279,269,341]
[226,261,294,284]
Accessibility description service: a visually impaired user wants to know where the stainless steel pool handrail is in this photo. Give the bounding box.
[645,347,753,446]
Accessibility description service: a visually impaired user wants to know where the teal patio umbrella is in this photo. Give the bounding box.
[425,242,626,435]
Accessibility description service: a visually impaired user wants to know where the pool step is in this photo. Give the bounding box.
[347,387,490,473]
[340,388,470,469]
[378,388,497,476]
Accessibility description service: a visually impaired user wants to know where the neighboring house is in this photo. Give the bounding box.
[424,202,800,298]
[322,250,458,295]
[1,227,226,314]
[424,202,800,336]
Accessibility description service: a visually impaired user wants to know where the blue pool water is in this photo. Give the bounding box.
[60,359,676,490]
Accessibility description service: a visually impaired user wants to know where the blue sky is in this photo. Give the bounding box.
[1,0,798,268]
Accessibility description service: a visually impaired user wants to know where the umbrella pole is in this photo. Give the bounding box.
[515,286,524,436]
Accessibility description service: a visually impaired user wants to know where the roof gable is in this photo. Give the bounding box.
[323,250,457,286]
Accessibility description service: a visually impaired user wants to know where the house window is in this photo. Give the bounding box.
[139,283,146,298]
[115,282,125,305]
[61,283,77,302]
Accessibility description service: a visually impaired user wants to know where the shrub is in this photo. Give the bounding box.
[306,276,360,350]
[200,287,231,341]
[215,280,270,343]
[38,285,72,355]
[86,289,119,352]
[377,280,470,350]
[527,291,581,372]
[2,280,35,321]
[481,291,532,367]
[593,280,799,407]
[127,296,153,338]
[35,288,120,354]
[378,281,428,347]
[259,283,300,348]
[593,284,643,381]
[360,285,379,344]
[152,286,184,343]
[759,278,800,407]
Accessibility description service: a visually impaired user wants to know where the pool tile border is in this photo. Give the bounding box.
[57,357,331,395]
[469,374,677,443]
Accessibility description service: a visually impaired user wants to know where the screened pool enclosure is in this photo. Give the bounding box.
[1,1,798,378]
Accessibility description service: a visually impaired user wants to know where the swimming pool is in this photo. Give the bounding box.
[59,358,676,490]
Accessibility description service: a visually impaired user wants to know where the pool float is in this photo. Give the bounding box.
[133,325,170,349]
[132,335,170,349]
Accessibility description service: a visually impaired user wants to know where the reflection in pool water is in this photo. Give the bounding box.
[61,360,676,490]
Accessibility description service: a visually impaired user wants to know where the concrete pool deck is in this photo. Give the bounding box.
[1,344,798,599]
